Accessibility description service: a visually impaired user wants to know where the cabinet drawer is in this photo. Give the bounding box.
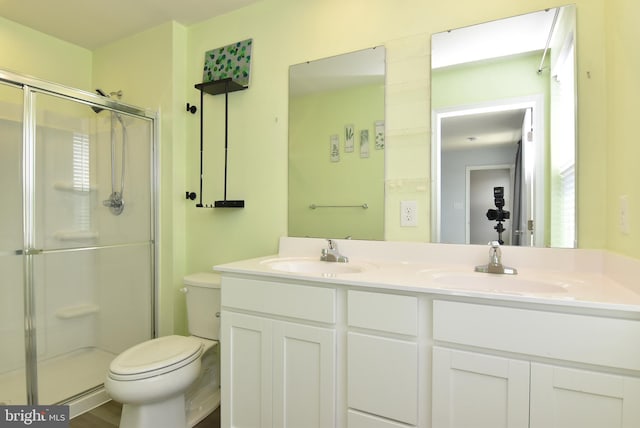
[222,277,335,323]
[348,409,413,428]
[433,300,640,371]
[348,290,418,335]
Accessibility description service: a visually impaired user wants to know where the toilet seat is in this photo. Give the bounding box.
[109,335,203,381]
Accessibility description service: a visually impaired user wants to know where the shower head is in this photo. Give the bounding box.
[91,89,108,113]
[92,89,125,113]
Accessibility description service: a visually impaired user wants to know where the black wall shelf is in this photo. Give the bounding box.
[195,79,247,96]
[194,78,247,208]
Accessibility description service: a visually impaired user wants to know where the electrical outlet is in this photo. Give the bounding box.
[401,200,418,227]
[620,195,630,235]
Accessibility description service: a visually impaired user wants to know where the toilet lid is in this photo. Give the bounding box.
[109,335,203,381]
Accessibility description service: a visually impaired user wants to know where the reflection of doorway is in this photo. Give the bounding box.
[467,166,513,245]
[432,95,544,246]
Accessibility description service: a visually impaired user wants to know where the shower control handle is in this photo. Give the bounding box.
[103,192,124,216]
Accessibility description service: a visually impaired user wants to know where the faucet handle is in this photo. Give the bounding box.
[488,241,502,265]
[477,241,516,275]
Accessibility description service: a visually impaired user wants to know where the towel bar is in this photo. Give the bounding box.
[309,203,368,209]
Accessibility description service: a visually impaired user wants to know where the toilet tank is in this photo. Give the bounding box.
[183,272,221,340]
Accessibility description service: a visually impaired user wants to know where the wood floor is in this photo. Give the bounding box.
[69,400,221,428]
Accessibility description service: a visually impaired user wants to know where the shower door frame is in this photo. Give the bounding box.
[0,69,158,406]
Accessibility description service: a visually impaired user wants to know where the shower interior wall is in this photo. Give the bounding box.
[0,85,154,407]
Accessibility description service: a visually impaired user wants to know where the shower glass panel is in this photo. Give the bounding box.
[0,72,155,410]
[34,93,153,249]
[31,91,154,405]
[0,83,26,405]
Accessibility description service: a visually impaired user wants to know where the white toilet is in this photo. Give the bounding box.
[105,272,221,428]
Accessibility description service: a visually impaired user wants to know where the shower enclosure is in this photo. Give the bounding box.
[0,70,156,416]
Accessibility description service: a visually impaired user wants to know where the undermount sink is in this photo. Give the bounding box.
[426,271,571,294]
[261,257,368,275]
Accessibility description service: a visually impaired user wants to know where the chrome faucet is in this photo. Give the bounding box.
[475,241,517,275]
[320,239,349,263]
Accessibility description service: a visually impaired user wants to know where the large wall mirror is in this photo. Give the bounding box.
[288,47,385,240]
[431,5,577,248]
[288,5,576,248]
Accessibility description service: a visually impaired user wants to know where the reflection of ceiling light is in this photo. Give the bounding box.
[467,137,477,142]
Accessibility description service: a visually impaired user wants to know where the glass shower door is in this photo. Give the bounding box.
[0,82,27,405]
[30,90,154,405]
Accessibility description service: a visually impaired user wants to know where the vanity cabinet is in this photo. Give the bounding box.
[347,290,420,427]
[221,277,337,428]
[432,300,640,428]
[217,266,640,428]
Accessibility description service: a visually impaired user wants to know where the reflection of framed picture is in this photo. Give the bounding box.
[375,120,385,149]
[203,39,253,85]
[330,134,340,162]
[345,124,355,152]
[360,130,370,158]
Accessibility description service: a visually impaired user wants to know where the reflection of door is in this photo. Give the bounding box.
[520,107,534,246]
[467,166,512,245]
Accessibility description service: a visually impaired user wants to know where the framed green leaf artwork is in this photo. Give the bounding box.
[203,38,253,86]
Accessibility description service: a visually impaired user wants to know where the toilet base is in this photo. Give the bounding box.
[119,394,188,428]
[186,339,220,426]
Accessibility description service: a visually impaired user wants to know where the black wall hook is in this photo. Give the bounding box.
[186,103,197,114]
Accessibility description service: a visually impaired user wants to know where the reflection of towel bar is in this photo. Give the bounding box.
[310,203,368,209]
[56,304,99,319]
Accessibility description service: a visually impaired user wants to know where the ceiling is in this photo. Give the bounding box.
[441,109,526,151]
[289,46,385,97]
[431,8,556,69]
[0,0,263,49]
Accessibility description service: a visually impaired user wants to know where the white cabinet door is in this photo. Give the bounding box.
[348,332,418,425]
[530,363,640,428]
[272,321,336,428]
[221,311,273,428]
[432,347,529,428]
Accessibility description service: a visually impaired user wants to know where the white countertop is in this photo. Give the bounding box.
[214,238,640,314]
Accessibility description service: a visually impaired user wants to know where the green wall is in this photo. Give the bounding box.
[0,16,92,89]
[93,22,190,335]
[605,0,640,258]
[432,53,549,108]
[289,83,385,240]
